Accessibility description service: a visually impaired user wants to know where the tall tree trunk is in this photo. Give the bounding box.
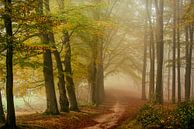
[172,0,177,104]
[50,34,69,112]
[39,0,59,115]
[0,90,5,123]
[177,0,181,103]
[95,0,104,105]
[167,47,171,102]
[4,0,17,128]
[142,41,147,100]
[64,33,79,111]
[185,27,190,101]
[88,39,98,105]
[155,0,164,104]
[96,39,105,104]
[54,50,69,112]
[88,59,97,105]
[142,1,148,100]
[45,0,69,112]
[88,0,104,106]
[42,35,59,115]
[147,0,155,101]
[185,26,193,100]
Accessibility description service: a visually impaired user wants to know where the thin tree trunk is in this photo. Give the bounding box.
[147,0,155,102]
[177,0,181,102]
[172,0,176,104]
[149,33,155,101]
[185,26,193,100]
[53,49,69,112]
[167,44,171,102]
[185,26,190,100]
[142,2,148,100]
[4,0,17,128]
[63,33,79,111]
[142,42,147,100]
[51,40,69,112]
[88,41,98,105]
[155,0,164,104]
[192,73,194,98]
[0,90,5,123]
[96,39,105,104]
[92,0,104,106]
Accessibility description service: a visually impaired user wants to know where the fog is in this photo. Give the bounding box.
[0,0,193,128]
[104,73,141,96]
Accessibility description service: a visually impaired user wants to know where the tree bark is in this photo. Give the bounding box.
[54,50,69,112]
[96,39,105,104]
[63,33,79,111]
[167,45,171,102]
[42,35,59,115]
[88,47,98,105]
[37,0,59,115]
[177,0,181,102]
[142,1,148,100]
[45,0,69,112]
[155,0,164,104]
[0,90,5,123]
[172,0,176,104]
[146,0,155,102]
[50,34,69,112]
[185,26,193,101]
[88,0,104,106]
[4,0,17,128]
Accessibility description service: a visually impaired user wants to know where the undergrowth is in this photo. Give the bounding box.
[118,101,194,129]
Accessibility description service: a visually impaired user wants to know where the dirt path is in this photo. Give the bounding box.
[83,89,146,129]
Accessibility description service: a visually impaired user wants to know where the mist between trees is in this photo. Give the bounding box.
[0,0,193,129]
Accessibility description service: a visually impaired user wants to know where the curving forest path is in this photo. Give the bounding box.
[83,88,146,129]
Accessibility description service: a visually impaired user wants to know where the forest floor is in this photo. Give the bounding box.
[3,88,146,129]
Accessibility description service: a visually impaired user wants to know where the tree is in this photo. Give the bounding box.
[155,0,164,104]
[53,43,69,112]
[63,32,79,111]
[146,0,155,101]
[0,89,5,123]
[172,0,176,104]
[142,0,148,100]
[96,37,105,104]
[184,0,194,101]
[176,0,181,102]
[0,68,5,123]
[88,0,104,106]
[39,0,59,115]
[88,42,98,105]
[3,0,17,128]
[46,0,69,112]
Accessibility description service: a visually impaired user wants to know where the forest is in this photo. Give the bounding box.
[0,0,194,129]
